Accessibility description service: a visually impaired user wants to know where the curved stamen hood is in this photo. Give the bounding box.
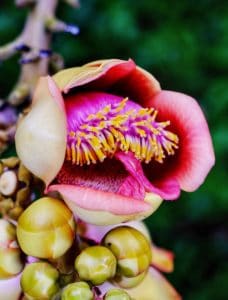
[65,92,178,166]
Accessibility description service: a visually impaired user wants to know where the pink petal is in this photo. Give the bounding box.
[53,59,161,107]
[146,177,181,201]
[116,152,180,200]
[145,91,215,192]
[112,66,161,105]
[53,59,136,93]
[48,184,151,215]
[47,184,162,225]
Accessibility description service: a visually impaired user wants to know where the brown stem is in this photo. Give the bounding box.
[8,0,58,105]
[0,0,78,152]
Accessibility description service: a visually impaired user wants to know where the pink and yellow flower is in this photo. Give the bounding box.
[15,59,215,225]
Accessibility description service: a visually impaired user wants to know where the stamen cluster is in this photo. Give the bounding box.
[67,98,179,166]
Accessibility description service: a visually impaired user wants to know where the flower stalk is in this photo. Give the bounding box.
[0,0,79,153]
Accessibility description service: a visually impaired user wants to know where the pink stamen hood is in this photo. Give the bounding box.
[65,91,178,166]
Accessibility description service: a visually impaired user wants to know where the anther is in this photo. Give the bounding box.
[66,98,179,166]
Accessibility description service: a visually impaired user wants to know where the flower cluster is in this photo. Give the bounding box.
[0,203,180,299]
[0,59,214,299]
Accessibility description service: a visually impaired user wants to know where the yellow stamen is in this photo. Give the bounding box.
[71,143,76,164]
[67,98,179,165]
[66,145,71,160]
[113,98,128,113]
[141,138,147,159]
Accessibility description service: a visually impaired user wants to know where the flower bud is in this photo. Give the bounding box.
[21,262,59,300]
[75,246,116,285]
[0,219,23,279]
[61,282,93,300]
[17,197,76,259]
[102,226,152,278]
[104,288,132,300]
[0,170,17,196]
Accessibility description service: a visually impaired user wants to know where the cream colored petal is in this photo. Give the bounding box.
[15,76,67,186]
[0,274,22,300]
[53,59,135,93]
[151,245,174,273]
[127,267,181,300]
[99,267,181,300]
[48,185,163,226]
[63,203,149,226]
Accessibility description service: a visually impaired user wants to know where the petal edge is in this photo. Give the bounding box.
[15,77,67,186]
[47,185,162,225]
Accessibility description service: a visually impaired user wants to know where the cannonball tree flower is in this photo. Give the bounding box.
[15,59,215,225]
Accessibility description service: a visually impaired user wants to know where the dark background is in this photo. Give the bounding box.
[0,1,227,299]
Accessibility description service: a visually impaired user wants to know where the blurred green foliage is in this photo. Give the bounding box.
[0,0,227,299]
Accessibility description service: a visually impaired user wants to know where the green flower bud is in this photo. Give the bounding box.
[104,288,132,300]
[21,262,59,300]
[17,197,76,259]
[0,219,23,279]
[61,282,93,300]
[114,271,146,288]
[102,226,152,278]
[75,246,116,285]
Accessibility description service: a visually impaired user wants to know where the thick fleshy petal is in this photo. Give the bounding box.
[0,274,22,300]
[113,66,161,105]
[99,267,181,300]
[15,76,67,186]
[145,91,215,192]
[126,267,181,300]
[151,245,174,273]
[116,152,180,200]
[47,185,162,225]
[53,59,136,93]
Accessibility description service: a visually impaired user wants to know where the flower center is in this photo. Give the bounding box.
[66,94,178,166]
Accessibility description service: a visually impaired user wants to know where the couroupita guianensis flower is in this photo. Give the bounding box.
[79,221,181,300]
[15,59,215,225]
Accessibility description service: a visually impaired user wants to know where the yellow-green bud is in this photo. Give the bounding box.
[104,288,132,299]
[102,226,151,278]
[61,282,93,300]
[17,197,76,259]
[114,271,146,288]
[75,246,116,285]
[0,219,23,279]
[21,262,59,300]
